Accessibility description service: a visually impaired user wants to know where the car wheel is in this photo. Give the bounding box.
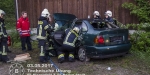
[78,47,90,62]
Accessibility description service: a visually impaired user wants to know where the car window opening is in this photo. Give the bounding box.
[91,22,119,29]
[91,22,107,29]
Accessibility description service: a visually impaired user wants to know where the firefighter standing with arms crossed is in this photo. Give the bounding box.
[37,9,54,63]
[57,27,80,63]
[0,9,9,63]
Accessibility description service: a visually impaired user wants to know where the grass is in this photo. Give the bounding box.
[5,16,16,30]
[88,50,150,74]
[7,36,150,75]
[9,38,150,74]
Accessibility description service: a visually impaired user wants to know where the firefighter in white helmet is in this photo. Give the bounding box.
[57,27,80,63]
[0,9,9,63]
[37,8,54,63]
[93,11,101,19]
[104,10,114,22]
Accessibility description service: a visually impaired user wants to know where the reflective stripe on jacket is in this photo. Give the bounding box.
[37,16,52,40]
[16,17,30,36]
[0,18,7,38]
[63,29,79,47]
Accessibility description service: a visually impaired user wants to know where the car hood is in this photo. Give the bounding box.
[53,13,77,27]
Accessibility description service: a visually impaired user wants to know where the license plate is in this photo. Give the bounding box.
[109,36,123,43]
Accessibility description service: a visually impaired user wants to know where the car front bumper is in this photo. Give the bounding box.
[85,43,132,58]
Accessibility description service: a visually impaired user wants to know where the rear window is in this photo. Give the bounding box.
[74,21,88,32]
[75,21,82,25]
[73,21,82,28]
[90,20,107,29]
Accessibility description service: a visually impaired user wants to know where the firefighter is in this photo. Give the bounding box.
[93,11,101,19]
[46,32,56,57]
[0,9,9,62]
[104,10,114,23]
[45,23,59,57]
[57,27,80,63]
[16,11,32,52]
[37,8,53,63]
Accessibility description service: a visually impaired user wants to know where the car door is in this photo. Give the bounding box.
[80,21,89,45]
[53,13,76,45]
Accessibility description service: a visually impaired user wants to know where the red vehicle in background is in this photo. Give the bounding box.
[7,36,11,46]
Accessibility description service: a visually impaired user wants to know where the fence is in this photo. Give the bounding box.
[17,0,139,28]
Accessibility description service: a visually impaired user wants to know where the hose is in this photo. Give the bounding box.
[48,57,64,75]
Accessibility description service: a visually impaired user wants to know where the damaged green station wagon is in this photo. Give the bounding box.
[52,13,131,61]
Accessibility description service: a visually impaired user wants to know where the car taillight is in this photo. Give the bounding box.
[95,36,104,44]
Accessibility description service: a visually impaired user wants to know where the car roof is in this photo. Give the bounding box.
[77,19,105,23]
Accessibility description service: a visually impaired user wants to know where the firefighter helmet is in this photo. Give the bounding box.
[105,10,112,17]
[93,11,100,16]
[41,8,50,18]
[73,27,80,33]
[0,9,6,16]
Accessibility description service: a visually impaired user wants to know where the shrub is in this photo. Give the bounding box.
[122,0,150,54]
[8,30,21,48]
[0,0,16,30]
[127,23,150,52]
[122,0,150,23]
[122,0,150,52]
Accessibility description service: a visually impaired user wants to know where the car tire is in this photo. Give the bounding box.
[78,47,90,62]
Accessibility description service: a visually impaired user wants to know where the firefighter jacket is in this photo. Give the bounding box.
[63,29,79,47]
[104,17,114,23]
[0,18,7,38]
[16,17,30,36]
[37,16,53,40]
[94,16,101,19]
